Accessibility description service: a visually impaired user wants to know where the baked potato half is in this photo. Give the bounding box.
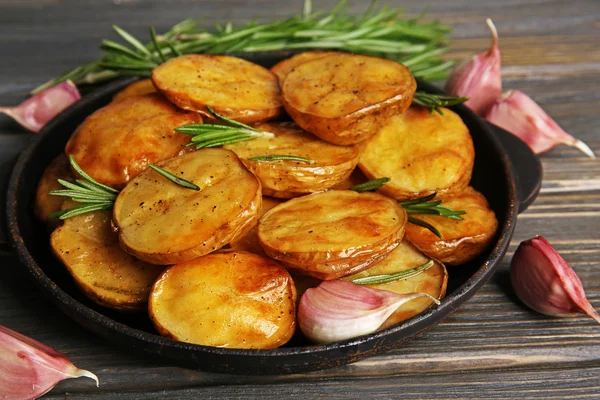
[270,51,340,84]
[281,53,416,145]
[34,154,73,228]
[50,204,165,312]
[113,149,262,265]
[227,196,282,256]
[342,239,447,328]
[358,106,474,200]
[404,186,498,265]
[65,93,200,188]
[258,190,407,280]
[152,54,282,123]
[149,252,296,349]
[111,79,156,103]
[224,121,360,198]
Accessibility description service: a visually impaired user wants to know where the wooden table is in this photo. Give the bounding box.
[1,0,599,398]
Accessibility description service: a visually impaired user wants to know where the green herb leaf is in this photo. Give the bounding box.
[412,91,469,115]
[407,215,442,239]
[148,164,200,191]
[248,155,316,164]
[352,260,435,285]
[400,192,466,220]
[348,177,390,192]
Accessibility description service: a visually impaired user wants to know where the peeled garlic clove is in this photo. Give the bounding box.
[0,80,81,133]
[0,324,99,400]
[298,280,440,344]
[510,236,600,324]
[445,18,501,116]
[486,90,596,159]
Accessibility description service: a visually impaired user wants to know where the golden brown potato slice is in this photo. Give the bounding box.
[227,196,283,256]
[342,240,447,329]
[111,79,156,103]
[50,205,165,312]
[258,190,407,280]
[65,93,201,188]
[149,252,296,349]
[404,186,498,265]
[359,106,474,200]
[270,51,340,84]
[281,53,416,145]
[152,54,282,123]
[34,154,73,228]
[223,121,360,198]
[113,149,262,265]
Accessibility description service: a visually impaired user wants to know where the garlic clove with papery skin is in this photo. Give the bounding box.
[510,236,600,324]
[298,279,440,344]
[0,324,99,400]
[444,18,502,116]
[486,90,596,159]
[0,80,81,133]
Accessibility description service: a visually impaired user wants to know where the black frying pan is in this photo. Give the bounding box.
[0,53,542,375]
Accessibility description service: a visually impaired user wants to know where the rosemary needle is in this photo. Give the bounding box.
[352,260,435,285]
[248,155,316,164]
[348,177,391,192]
[413,91,469,115]
[148,164,200,191]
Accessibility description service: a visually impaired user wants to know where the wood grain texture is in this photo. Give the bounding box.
[0,0,599,398]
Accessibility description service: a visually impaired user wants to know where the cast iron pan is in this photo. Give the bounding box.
[1,53,542,375]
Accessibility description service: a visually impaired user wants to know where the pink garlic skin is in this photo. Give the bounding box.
[0,81,81,133]
[0,325,98,400]
[510,236,600,324]
[445,18,501,116]
[486,90,596,159]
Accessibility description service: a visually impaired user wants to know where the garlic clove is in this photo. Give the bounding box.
[0,80,81,133]
[0,324,99,400]
[298,280,440,344]
[486,90,596,159]
[445,18,502,116]
[510,236,600,324]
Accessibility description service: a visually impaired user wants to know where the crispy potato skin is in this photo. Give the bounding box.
[270,51,340,84]
[405,186,499,265]
[227,196,282,256]
[342,239,447,328]
[113,149,262,265]
[258,190,407,280]
[359,106,475,200]
[50,206,165,312]
[224,122,360,198]
[281,54,416,145]
[34,154,73,228]
[65,93,200,188]
[152,55,282,123]
[149,252,296,349]
[111,79,157,103]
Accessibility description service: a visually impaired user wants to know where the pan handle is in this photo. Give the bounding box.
[487,122,543,214]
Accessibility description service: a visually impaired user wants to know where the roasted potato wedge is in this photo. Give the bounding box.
[227,196,282,256]
[50,205,165,312]
[258,190,407,280]
[34,154,73,228]
[152,55,282,123]
[113,149,262,265]
[359,106,474,200]
[223,121,360,198]
[281,53,416,145]
[271,51,340,84]
[149,252,296,349]
[111,79,156,103]
[342,239,447,328]
[65,93,201,188]
[405,186,498,265]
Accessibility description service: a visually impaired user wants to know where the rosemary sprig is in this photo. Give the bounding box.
[352,260,434,285]
[413,91,469,115]
[349,177,390,192]
[49,155,119,220]
[148,164,200,191]
[248,155,316,164]
[175,106,275,148]
[33,0,454,93]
